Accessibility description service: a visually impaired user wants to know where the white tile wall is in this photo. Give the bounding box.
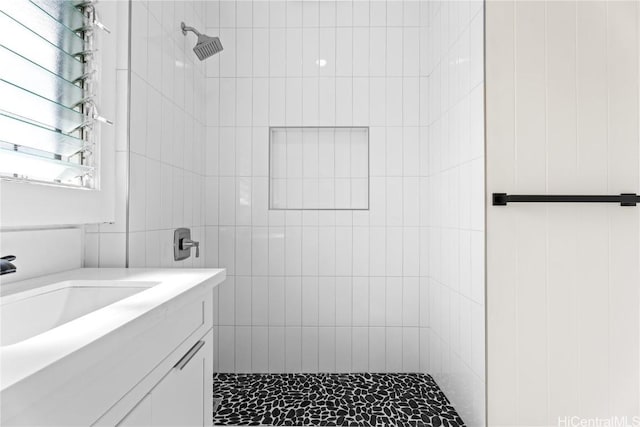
[420,1,485,426]
[205,3,485,425]
[486,1,640,426]
[207,0,431,376]
[86,0,208,269]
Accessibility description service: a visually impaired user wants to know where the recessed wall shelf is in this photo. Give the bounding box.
[269,127,369,210]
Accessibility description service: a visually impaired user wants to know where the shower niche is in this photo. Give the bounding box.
[269,127,369,210]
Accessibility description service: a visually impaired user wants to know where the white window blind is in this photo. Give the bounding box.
[0,0,107,188]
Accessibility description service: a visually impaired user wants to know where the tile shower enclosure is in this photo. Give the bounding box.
[87,0,485,425]
[205,1,484,424]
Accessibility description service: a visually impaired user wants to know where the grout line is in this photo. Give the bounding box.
[232,0,238,374]
[400,0,405,373]
[417,0,423,373]
[264,0,272,375]
[316,0,322,372]
[349,0,356,373]
[124,0,133,269]
[366,0,372,374]
[314,8,321,375]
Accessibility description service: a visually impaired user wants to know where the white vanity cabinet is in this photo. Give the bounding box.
[98,297,215,427]
[117,329,214,427]
[117,395,152,427]
[0,268,224,427]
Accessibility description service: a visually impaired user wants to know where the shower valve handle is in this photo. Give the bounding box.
[180,238,200,258]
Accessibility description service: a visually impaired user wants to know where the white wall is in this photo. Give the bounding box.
[423,2,484,426]
[486,1,640,425]
[86,0,209,269]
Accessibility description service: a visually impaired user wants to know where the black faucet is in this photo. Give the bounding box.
[0,255,17,275]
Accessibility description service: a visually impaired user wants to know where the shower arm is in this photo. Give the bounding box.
[181,22,201,37]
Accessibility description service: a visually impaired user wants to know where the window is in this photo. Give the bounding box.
[269,127,369,210]
[0,0,106,188]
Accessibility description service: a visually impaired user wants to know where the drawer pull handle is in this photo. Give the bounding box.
[174,340,205,370]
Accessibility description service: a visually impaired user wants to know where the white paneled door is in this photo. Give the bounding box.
[486,1,640,426]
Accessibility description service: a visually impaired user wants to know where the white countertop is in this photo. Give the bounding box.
[0,268,225,392]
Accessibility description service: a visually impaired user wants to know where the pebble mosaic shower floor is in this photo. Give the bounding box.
[212,373,465,426]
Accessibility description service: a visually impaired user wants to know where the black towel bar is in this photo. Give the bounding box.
[492,193,639,206]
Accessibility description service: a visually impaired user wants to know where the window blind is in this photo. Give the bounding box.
[0,0,107,188]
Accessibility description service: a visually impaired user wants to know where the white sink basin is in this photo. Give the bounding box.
[0,280,157,346]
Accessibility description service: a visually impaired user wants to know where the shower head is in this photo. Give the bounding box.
[181,22,223,61]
